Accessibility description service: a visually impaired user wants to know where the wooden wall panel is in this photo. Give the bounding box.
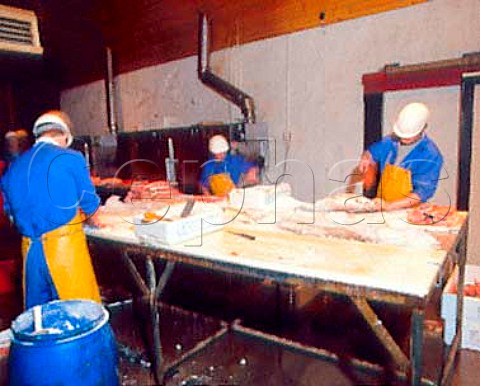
[2,0,427,88]
[33,0,107,86]
[0,72,60,142]
[317,0,427,25]
[102,0,427,77]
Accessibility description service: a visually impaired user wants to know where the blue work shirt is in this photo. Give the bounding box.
[1,142,100,238]
[200,153,255,190]
[368,134,443,202]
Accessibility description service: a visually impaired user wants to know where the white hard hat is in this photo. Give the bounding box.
[209,134,229,154]
[33,111,73,147]
[393,102,430,139]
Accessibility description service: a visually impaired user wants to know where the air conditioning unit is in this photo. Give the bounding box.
[0,4,43,56]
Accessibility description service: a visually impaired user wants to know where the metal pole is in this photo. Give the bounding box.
[146,257,163,385]
[410,308,425,386]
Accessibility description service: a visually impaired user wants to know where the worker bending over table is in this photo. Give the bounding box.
[1,110,102,309]
[200,134,259,196]
[357,102,444,212]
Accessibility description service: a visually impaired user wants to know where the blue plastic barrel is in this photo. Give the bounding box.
[8,300,119,386]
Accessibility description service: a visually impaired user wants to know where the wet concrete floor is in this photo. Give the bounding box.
[1,233,480,385]
[102,261,479,386]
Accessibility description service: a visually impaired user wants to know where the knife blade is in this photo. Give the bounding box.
[180,199,195,218]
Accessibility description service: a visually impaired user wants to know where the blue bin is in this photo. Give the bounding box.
[8,300,119,386]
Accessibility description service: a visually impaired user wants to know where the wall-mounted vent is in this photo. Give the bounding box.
[0,5,43,56]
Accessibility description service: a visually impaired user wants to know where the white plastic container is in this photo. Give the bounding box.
[228,183,291,210]
[134,203,225,245]
[441,264,480,350]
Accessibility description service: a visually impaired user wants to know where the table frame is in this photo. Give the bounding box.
[88,221,467,386]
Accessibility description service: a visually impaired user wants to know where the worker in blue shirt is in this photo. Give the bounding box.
[1,110,102,309]
[3,131,20,166]
[2,129,32,169]
[200,134,258,196]
[357,102,443,211]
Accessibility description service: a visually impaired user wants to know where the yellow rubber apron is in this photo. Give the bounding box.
[22,212,101,304]
[376,163,413,202]
[209,173,235,196]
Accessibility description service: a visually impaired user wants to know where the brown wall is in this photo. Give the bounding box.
[31,0,427,89]
[102,0,427,75]
[0,0,426,132]
[0,70,60,148]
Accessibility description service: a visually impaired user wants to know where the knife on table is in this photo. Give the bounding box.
[180,199,195,218]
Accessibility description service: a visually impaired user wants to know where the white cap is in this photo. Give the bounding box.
[5,131,17,140]
[33,111,73,147]
[209,134,229,154]
[393,102,430,139]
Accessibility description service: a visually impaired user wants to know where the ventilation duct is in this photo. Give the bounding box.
[0,5,43,56]
[198,14,255,124]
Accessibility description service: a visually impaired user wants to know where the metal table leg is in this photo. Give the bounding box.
[441,225,468,386]
[146,257,176,385]
[115,251,230,384]
[349,296,410,371]
[145,257,162,384]
[410,308,424,386]
[120,251,149,297]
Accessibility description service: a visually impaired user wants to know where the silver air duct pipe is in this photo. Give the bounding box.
[95,46,118,174]
[106,46,118,135]
[198,14,256,124]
